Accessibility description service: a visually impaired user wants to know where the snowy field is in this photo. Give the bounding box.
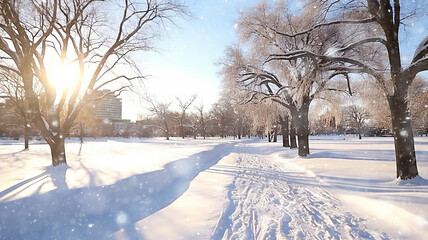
[0,136,427,239]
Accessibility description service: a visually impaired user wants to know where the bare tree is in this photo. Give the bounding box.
[221,45,324,155]
[278,113,290,147]
[408,76,428,136]
[221,1,346,156]
[246,0,427,179]
[354,79,392,133]
[0,0,186,166]
[210,99,236,138]
[71,103,97,143]
[192,102,207,139]
[347,104,369,139]
[146,98,173,140]
[176,95,196,139]
[0,70,31,149]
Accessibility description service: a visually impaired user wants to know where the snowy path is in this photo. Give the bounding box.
[1,137,426,239]
[211,142,390,240]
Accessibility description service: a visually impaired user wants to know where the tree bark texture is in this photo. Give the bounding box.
[291,98,310,157]
[279,115,290,148]
[24,124,30,150]
[388,95,418,180]
[49,136,67,166]
[365,0,419,180]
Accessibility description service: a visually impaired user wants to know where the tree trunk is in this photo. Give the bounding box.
[181,125,185,139]
[357,126,362,140]
[279,115,290,148]
[289,120,297,149]
[273,126,278,142]
[79,122,84,143]
[164,121,170,140]
[268,131,272,142]
[297,127,309,157]
[24,123,30,150]
[388,95,418,180]
[49,136,67,166]
[293,98,310,157]
[238,125,242,139]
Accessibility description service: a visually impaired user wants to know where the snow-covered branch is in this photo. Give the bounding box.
[267,50,378,78]
[402,57,428,79]
[335,37,388,53]
[272,17,376,39]
[411,35,428,64]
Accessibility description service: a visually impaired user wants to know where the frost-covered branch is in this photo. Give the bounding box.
[411,35,428,64]
[402,57,428,79]
[335,37,388,53]
[272,17,376,39]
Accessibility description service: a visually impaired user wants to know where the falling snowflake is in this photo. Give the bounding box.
[399,130,408,138]
[115,211,129,226]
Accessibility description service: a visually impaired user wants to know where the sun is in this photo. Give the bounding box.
[47,60,80,98]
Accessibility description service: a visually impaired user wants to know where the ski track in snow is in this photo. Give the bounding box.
[211,143,391,240]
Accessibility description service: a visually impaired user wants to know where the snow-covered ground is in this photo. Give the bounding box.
[0,136,427,239]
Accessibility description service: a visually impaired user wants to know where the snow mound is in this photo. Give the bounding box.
[391,175,428,186]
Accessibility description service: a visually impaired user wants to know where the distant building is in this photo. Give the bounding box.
[92,90,122,121]
[112,119,131,135]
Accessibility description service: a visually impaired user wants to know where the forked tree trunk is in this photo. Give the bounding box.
[49,136,67,166]
[388,95,418,180]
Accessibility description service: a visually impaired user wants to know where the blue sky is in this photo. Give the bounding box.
[122,0,260,120]
[122,0,428,121]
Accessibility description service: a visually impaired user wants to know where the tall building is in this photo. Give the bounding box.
[92,90,122,121]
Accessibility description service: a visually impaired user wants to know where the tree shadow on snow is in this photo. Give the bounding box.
[0,142,235,240]
[307,149,396,162]
[0,165,69,201]
[207,164,428,205]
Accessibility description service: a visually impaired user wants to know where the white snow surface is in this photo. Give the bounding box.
[0,136,427,239]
